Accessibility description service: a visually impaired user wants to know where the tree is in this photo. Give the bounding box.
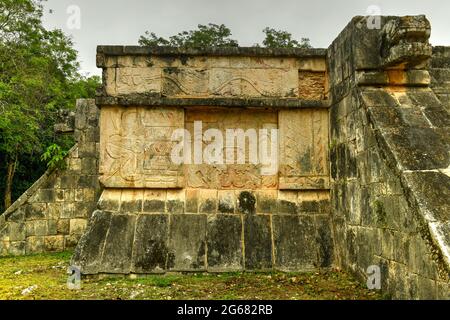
[0,0,99,210]
[139,23,238,48]
[261,27,312,48]
[139,24,311,49]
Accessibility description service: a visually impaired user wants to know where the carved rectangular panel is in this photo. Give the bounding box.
[99,107,329,190]
[185,109,278,190]
[99,106,185,188]
[106,67,162,96]
[208,68,298,98]
[102,56,302,98]
[279,109,329,190]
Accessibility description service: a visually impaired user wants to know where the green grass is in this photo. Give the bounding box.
[0,252,383,300]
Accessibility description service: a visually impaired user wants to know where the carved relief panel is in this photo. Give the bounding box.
[185,109,279,190]
[279,109,329,190]
[99,106,329,191]
[99,106,185,188]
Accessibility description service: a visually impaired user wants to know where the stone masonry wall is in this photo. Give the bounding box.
[0,99,101,256]
[328,16,450,299]
[431,46,450,112]
[72,48,334,275]
[73,188,333,274]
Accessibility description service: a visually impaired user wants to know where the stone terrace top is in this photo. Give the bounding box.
[96,46,327,62]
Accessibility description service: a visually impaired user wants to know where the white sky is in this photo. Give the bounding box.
[42,0,450,76]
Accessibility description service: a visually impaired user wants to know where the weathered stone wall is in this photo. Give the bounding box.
[431,46,450,112]
[96,47,327,100]
[328,16,450,299]
[73,189,332,274]
[0,99,101,255]
[72,48,334,274]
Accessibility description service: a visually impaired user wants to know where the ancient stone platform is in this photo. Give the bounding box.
[2,15,449,299]
[73,45,334,274]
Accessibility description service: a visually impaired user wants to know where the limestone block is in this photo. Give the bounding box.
[243,214,272,270]
[166,189,185,214]
[207,215,243,271]
[55,190,65,202]
[131,214,170,273]
[272,215,317,271]
[36,189,55,203]
[26,236,44,254]
[63,189,75,202]
[57,219,70,235]
[120,189,144,213]
[360,89,399,108]
[71,211,112,274]
[298,190,330,214]
[74,189,84,202]
[44,235,64,252]
[65,235,79,249]
[143,189,166,213]
[100,214,136,273]
[47,220,57,235]
[416,276,438,299]
[70,219,88,236]
[33,220,48,237]
[84,189,96,202]
[24,203,46,220]
[382,128,449,171]
[0,241,9,255]
[168,214,207,271]
[69,158,82,171]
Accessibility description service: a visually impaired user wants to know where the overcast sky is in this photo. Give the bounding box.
[42,0,450,76]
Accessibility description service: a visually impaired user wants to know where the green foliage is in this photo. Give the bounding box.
[139,23,238,48]
[139,24,311,49]
[261,27,312,48]
[40,144,68,170]
[138,32,170,47]
[0,0,99,211]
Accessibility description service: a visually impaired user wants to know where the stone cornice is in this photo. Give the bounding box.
[95,95,330,109]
